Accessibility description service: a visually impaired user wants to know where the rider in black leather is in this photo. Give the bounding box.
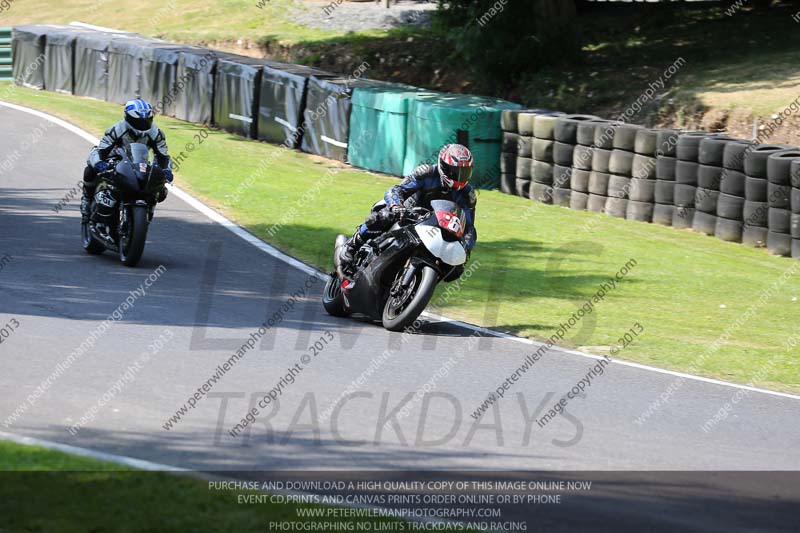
[339,144,477,268]
[80,99,173,235]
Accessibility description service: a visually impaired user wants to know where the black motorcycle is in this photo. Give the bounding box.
[81,143,166,267]
[323,200,469,332]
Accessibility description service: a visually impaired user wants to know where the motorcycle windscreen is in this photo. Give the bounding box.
[115,161,143,192]
[429,199,467,239]
[129,143,150,164]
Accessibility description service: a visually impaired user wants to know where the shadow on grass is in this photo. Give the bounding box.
[2,429,799,532]
[247,222,640,338]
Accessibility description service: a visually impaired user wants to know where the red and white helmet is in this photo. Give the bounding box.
[438,144,474,191]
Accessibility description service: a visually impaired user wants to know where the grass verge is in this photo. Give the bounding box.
[1,83,799,394]
[6,2,800,140]
[0,0,362,45]
[0,440,409,531]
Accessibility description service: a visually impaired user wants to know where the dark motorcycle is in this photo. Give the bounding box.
[81,143,166,267]
[323,200,469,332]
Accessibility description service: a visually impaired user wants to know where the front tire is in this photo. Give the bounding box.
[120,204,149,267]
[81,219,105,255]
[382,265,438,332]
[322,275,349,317]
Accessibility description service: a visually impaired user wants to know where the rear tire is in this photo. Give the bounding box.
[382,265,438,332]
[120,205,148,267]
[322,275,349,317]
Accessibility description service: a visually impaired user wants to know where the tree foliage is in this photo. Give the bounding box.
[433,0,580,89]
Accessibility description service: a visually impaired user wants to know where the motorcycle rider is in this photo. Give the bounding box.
[339,144,477,271]
[80,99,173,236]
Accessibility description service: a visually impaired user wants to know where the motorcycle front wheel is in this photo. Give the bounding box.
[119,204,149,267]
[382,265,438,332]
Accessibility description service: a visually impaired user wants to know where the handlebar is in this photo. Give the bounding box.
[396,206,429,222]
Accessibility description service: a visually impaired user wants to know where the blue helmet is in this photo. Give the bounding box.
[124,99,154,133]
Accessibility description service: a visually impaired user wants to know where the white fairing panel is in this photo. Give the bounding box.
[414,225,467,266]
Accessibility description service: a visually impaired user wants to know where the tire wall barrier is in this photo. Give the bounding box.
[73,31,113,101]
[404,93,521,189]
[11,24,50,89]
[140,44,204,118]
[107,35,161,105]
[301,76,391,163]
[175,47,217,124]
[348,83,431,176]
[10,25,800,257]
[259,62,332,149]
[499,110,800,258]
[43,26,85,95]
[213,54,276,139]
[7,25,522,191]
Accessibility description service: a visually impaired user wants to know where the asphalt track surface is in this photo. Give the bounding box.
[1,104,799,531]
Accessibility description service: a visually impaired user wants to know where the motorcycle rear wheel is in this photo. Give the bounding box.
[382,265,438,332]
[120,204,149,267]
[322,275,349,317]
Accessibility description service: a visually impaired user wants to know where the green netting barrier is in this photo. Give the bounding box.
[404,93,521,189]
[347,83,432,176]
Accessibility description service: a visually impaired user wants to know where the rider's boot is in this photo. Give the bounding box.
[80,185,93,222]
[338,229,365,268]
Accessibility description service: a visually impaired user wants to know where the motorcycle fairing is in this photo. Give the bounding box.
[343,233,416,319]
[413,224,467,266]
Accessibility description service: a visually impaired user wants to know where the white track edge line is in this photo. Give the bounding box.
[0,431,187,471]
[0,431,464,528]
[3,100,799,403]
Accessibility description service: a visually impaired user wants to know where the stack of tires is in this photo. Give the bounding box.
[714,141,751,242]
[765,149,800,256]
[628,129,659,222]
[673,132,712,229]
[605,124,643,219]
[530,112,566,204]
[570,119,609,211]
[500,110,524,196]
[586,122,621,213]
[742,144,789,248]
[551,115,597,208]
[500,109,540,198]
[653,129,681,226]
[792,160,800,258]
[693,136,735,235]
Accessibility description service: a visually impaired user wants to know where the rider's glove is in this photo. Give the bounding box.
[390,204,406,219]
[95,161,109,174]
[163,168,174,183]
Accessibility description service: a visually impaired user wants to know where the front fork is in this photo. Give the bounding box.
[119,204,129,236]
[390,258,430,297]
[119,200,148,239]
